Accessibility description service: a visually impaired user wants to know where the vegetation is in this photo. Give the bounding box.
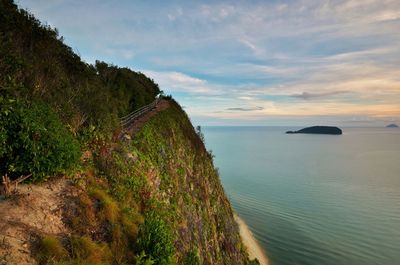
[0,0,160,180]
[36,235,112,265]
[1,1,259,264]
[183,249,201,265]
[0,97,80,181]
[136,211,176,265]
[126,102,251,264]
[36,235,67,264]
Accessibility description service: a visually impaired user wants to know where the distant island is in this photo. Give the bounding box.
[386,124,399,128]
[286,126,343,135]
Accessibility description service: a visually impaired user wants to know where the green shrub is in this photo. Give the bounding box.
[136,211,176,265]
[0,97,80,181]
[134,251,155,265]
[183,249,201,265]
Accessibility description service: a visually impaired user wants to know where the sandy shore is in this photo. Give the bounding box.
[235,214,269,265]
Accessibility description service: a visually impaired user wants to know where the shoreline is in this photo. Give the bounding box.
[234,214,270,265]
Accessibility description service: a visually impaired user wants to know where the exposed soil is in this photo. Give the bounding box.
[0,177,75,265]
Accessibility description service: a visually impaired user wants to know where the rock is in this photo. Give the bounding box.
[286,126,342,135]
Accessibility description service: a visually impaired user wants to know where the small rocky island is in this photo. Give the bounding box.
[386,124,399,128]
[286,126,342,135]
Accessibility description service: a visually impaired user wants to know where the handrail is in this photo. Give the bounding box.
[120,97,161,129]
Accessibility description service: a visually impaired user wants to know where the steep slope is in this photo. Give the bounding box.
[128,100,250,264]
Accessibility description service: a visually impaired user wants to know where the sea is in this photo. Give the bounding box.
[202,126,400,265]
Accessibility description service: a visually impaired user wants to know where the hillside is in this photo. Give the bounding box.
[0,1,258,264]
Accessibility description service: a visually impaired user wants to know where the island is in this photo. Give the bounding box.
[286,126,342,135]
[386,124,399,128]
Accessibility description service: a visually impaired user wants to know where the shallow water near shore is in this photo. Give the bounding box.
[203,126,400,265]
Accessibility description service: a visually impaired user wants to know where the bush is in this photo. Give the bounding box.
[0,97,80,181]
[136,211,176,265]
[134,251,155,265]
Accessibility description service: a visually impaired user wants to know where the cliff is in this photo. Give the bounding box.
[0,1,257,264]
[125,100,251,264]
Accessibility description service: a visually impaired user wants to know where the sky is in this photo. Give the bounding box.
[17,0,400,126]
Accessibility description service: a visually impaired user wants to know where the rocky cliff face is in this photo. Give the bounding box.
[126,100,250,264]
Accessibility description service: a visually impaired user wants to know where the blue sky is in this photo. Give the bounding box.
[17,0,400,126]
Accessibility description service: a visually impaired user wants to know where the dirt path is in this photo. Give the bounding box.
[0,178,74,265]
[123,99,170,136]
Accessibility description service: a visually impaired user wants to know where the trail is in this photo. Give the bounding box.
[121,98,170,137]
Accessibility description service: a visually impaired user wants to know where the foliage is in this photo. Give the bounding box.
[0,97,80,181]
[36,235,112,265]
[95,61,160,115]
[136,211,176,265]
[133,251,155,265]
[0,0,161,181]
[0,0,160,137]
[90,188,120,224]
[36,235,67,264]
[131,102,250,264]
[195,125,205,142]
[183,249,201,265]
[67,174,144,264]
[69,236,111,264]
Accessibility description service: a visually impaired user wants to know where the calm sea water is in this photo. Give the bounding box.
[202,127,400,265]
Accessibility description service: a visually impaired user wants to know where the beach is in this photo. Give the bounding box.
[235,214,269,265]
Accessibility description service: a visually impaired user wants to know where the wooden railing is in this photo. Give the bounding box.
[120,97,161,128]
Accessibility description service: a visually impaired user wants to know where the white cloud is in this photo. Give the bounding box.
[16,0,400,125]
[142,71,220,94]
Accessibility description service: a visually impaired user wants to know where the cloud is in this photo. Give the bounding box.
[226,106,264,111]
[16,0,400,125]
[237,96,255,101]
[290,91,350,100]
[142,70,223,94]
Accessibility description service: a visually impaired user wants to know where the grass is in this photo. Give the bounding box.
[90,188,120,224]
[70,236,111,265]
[36,235,67,264]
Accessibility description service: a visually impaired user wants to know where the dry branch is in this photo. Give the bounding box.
[1,174,33,196]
